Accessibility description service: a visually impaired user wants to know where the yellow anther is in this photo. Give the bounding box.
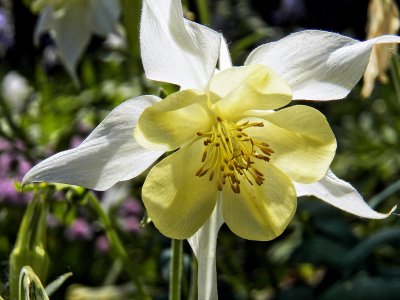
[195,117,274,194]
[201,150,207,162]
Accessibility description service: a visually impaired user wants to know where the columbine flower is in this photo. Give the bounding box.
[134,63,335,240]
[24,0,397,233]
[33,0,120,83]
[24,0,399,298]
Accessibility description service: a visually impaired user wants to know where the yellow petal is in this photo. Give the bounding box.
[248,105,336,184]
[141,140,218,239]
[135,89,212,151]
[209,65,292,119]
[222,162,296,241]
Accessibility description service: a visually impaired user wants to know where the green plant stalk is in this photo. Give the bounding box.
[369,179,400,209]
[170,239,183,300]
[9,195,49,300]
[188,256,198,300]
[87,193,149,299]
[195,0,210,25]
[120,0,142,73]
[390,55,400,106]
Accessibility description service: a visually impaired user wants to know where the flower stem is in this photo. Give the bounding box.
[195,0,210,25]
[390,55,400,106]
[87,193,149,299]
[169,239,183,300]
[188,256,198,300]
[120,0,142,73]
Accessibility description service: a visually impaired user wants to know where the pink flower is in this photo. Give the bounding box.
[65,218,93,241]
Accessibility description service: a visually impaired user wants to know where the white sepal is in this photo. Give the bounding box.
[188,196,224,300]
[294,169,396,219]
[246,30,400,101]
[23,96,164,191]
[141,0,221,90]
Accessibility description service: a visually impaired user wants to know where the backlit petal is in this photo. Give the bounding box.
[210,65,292,119]
[135,90,212,151]
[295,169,396,218]
[222,163,296,241]
[142,140,218,239]
[34,5,53,46]
[218,37,233,70]
[89,0,120,36]
[248,105,336,183]
[52,2,92,83]
[245,30,400,100]
[141,0,221,90]
[23,96,164,191]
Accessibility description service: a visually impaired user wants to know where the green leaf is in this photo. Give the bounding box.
[369,179,400,208]
[45,272,73,296]
[293,236,349,269]
[343,228,400,274]
[321,274,400,300]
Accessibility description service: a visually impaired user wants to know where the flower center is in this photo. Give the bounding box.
[196,117,274,193]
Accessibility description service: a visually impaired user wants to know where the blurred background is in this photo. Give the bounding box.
[1,0,400,299]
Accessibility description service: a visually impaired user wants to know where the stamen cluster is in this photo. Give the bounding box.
[196,117,274,193]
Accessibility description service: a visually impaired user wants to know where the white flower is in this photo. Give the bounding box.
[24,1,399,299]
[2,71,32,112]
[34,0,120,83]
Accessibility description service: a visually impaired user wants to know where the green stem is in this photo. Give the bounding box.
[369,179,400,209]
[169,239,183,300]
[195,0,210,25]
[188,256,198,300]
[390,55,400,107]
[87,193,149,299]
[120,0,142,73]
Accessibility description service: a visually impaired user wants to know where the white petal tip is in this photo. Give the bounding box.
[295,170,399,220]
